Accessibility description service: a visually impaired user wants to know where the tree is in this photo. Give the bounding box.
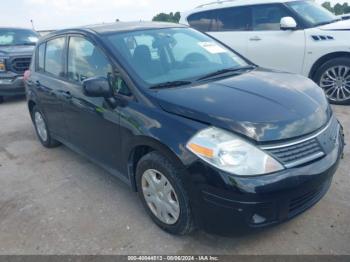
[343,3,350,14]
[174,12,181,22]
[322,2,333,13]
[152,12,181,23]
[334,3,344,15]
[321,1,350,15]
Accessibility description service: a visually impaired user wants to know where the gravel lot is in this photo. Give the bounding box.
[0,97,349,255]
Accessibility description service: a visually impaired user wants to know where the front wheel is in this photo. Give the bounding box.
[136,152,195,235]
[0,96,4,104]
[314,57,350,105]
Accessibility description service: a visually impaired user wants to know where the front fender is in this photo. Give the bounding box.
[118,102,206,190]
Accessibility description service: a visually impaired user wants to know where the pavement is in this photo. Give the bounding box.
[0,97,349,255]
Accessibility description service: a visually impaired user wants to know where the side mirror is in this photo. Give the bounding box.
[82,76,113,98]
[280,17,297,30]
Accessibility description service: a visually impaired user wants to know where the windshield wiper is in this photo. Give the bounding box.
[149,80,192,89]
[197,65,256,81]
[15,42,36,46]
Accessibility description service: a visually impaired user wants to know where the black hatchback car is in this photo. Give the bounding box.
[25,22,344,235]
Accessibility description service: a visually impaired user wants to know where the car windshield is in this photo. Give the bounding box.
[0,29,39,46]
[105,27,249,87]
[287,1,339,26]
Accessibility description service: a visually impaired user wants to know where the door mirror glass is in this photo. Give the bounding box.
[82,76,113,98]
[280,17,297,30]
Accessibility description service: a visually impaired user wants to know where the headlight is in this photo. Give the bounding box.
[0,58,6,72]
[186,127,284,176]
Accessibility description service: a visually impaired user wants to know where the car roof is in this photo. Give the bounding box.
[42,21,187,40]
[185,0,297,14]
[85,21,187,34]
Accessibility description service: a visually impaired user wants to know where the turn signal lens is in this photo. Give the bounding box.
[188,143,214,158]
[0,58,5,72]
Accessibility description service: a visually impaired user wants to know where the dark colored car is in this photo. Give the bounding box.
[25,22,344,235]
[0,28,39,103]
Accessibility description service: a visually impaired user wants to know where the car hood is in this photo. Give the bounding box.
[0,45,35,57]
[154,68,331,142]
[318,19,350,30]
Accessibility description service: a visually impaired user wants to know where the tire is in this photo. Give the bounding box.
[136,151,195,235]
[31,106,61,148]
[0,96,4,104]
[313,57,350,105]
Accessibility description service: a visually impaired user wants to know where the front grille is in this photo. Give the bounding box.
[261,117,341,168]
[11,57,31,74]
[266,139,324,168]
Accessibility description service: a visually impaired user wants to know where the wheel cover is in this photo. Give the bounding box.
[320,65,350,102]
[34,112,48,142]
[141,169,180,225]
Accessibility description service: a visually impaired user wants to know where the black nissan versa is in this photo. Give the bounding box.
[25,22,344,235]
[0,28,39,103]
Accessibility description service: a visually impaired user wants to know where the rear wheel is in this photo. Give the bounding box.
[0,96,4,104]
[31,106,61,148]
[136,151,195,235]
[314,57,350,105]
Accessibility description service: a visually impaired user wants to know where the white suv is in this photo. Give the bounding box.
[180,0,350,104]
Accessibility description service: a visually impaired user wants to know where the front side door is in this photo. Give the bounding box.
[62,35,125,173]
[31,37,69,140]
[245,4,306,74]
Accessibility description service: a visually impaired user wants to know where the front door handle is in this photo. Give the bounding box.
[58,90,72,100]
[62,91,72,99]
[249,36,262,41]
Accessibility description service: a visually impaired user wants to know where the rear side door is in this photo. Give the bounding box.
[29,37,69,140]
[245,4,306,74]
[187,6,252,57]
[61,35,125,174]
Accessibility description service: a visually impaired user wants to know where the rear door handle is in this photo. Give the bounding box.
[249,36,262,41]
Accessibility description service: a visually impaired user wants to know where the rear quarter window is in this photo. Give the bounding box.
[37,43,46,72]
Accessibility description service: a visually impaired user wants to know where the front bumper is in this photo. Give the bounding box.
[186,125,345,235]
[0,72,25,97]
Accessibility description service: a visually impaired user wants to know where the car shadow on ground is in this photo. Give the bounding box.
[0,95,26,106]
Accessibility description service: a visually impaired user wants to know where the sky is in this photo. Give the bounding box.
[1,0,348,30]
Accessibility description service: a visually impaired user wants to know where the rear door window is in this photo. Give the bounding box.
[45,37,65,77]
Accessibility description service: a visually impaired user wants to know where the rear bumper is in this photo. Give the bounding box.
[186,127,344,235]
[0,73,25,97]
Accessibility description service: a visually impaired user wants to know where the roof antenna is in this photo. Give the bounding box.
[30,19,35,30]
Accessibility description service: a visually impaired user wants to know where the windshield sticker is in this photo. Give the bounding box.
[198,42,227,54]
[28,36,38,43]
